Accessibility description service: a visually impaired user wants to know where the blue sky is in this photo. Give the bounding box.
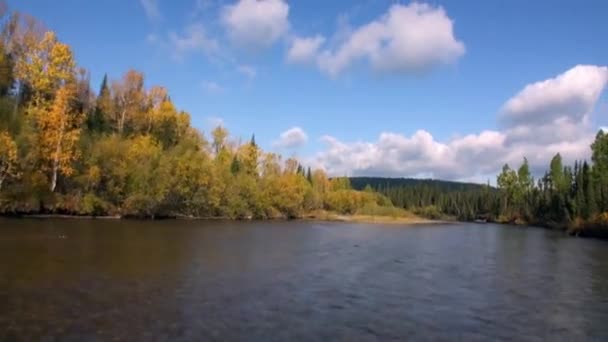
[11,0,608,181]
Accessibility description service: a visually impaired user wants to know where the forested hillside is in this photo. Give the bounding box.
[349,177,487,192]
[352,141,608,235]
[0,8,397,219]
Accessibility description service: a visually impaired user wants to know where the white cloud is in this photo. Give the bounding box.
[315,65,608,180]
[500,65,608,149]
[316,130,504,179]
[274,127,308,149]
[222,0,289,49]
[286,35,325,64]
[311,3,464,77]
[202,81,224,94]
[237,65,257,81]
[140,0,161,20]
[601,126,608,133]
[168,23,219,60]
[501,65,608,130]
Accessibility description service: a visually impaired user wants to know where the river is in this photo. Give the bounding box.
[0,219,607,341]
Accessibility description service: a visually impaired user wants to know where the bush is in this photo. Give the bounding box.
[595,212,608,228]
[414,205,443,220]
[81,193,111,216]
[357,203,407,218]
[123,194,159,218]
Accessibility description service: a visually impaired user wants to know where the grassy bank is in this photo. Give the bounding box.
[302,209,443,225]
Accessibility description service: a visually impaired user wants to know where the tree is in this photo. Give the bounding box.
[497,164,517,217]
[230,155,241,175]
[549,153,565,192]
[88,73,111,133]
[517,157,533,217]
[111,69,145,134]
[15,31,75,99]
[0,130,18,190]
[582,161,597,219]
[32,84,84,192]
[0,40,14,96]
[211,125,228,155]
[591,130,608,211]
[239,135,259,176]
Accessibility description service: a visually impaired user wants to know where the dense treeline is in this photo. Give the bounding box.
[0,8,396,219]
[352,177,495,220]
[350,177,485,193]
[361,134,608,234]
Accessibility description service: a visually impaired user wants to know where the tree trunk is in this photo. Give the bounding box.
[50,122,65,193]
[119,107,127,134]
[12,84,21,119]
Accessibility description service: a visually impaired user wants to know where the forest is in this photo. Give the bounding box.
[356,134,608,235]
[0,8,396,220]
[0,6,607,235]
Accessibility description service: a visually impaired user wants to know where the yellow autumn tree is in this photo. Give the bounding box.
[0,130,18,190]
[35,84,84,192]
[14,31,75,99]
[111,69,145,134]
[141,85,168,133]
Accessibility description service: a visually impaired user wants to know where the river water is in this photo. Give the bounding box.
[0,219,607,341]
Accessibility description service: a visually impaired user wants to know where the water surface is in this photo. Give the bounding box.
[1,219,607,341]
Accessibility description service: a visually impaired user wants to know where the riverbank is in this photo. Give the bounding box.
[302,210,445,225]
[1,210,443,225]
[483,215,608,239]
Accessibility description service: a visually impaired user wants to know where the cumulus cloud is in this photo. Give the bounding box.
[316,130,506,179]
[500,65,608,138]
[286,35,325,64]
[499,65,607,152]
[149,23,219,61]
[168,23,219,59]
[140,0,161,20]
[222,0,289,49]
[315,65,608,180]
[274,127,308,149]
[292,3,464,76]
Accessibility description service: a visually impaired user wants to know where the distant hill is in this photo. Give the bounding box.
[348,177,490,192]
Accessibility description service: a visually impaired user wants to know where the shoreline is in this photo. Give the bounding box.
[0,212,450,226]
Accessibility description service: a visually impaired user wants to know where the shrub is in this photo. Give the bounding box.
[414,205,443,220]
[595,212,608,228]
[81,193,111,216]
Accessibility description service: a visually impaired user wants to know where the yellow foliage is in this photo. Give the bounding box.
[111,70,145,133]
[35,84,83,187]
[596,212,608,227]
[15,31,75,97]
[0,130,19,189]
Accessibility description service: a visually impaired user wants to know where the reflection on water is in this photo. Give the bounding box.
[0,219,607,340]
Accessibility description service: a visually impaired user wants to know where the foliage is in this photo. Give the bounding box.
[1,6,606,232]
[0,7,409,219]
[0,130,18,190]
[367,133,608,231]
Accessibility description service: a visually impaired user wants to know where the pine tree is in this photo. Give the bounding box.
[591,130,608,212]
[583,161,597,219]
[230,156,241,175]
[88,73,110,133]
